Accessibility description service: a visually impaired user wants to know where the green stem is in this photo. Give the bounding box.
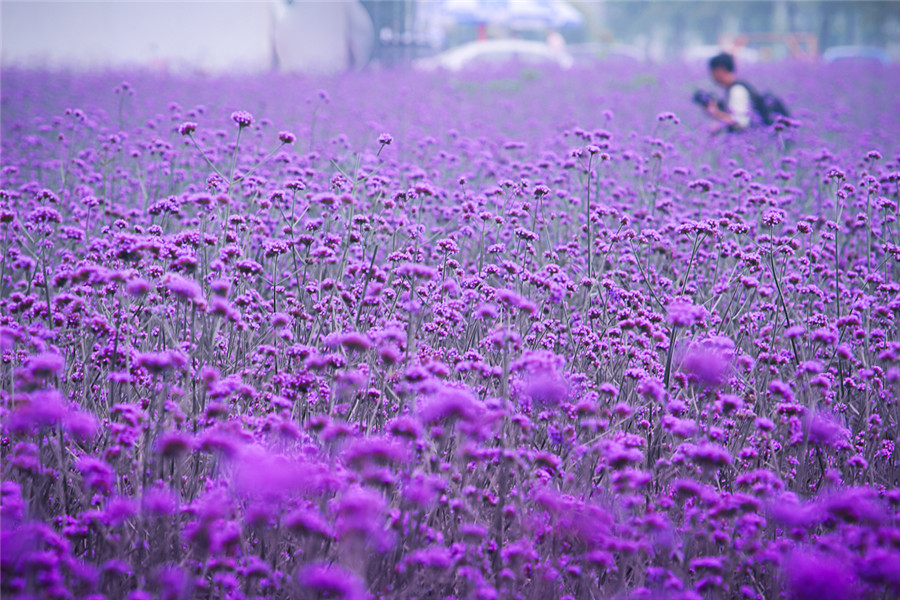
[187,133,226,181]
[229,127,244,186]
[585,153,594,280]
[234,142,286,184]
[680,233,704,296]
[663,327,678,389]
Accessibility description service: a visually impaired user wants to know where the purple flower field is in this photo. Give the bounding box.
[2,61,900,600]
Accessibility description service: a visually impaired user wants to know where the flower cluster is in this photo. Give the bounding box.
[1,61,899,600]
[231,110,253,128]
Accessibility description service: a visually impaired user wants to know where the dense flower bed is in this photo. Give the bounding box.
[2,61,900,600]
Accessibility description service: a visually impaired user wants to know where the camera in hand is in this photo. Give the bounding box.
[692,90,726,111]
[693,90,713,106]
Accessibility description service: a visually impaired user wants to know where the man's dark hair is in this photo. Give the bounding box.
[709,52,735,72]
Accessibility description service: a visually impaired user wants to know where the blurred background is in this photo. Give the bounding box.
[1,0,899,73]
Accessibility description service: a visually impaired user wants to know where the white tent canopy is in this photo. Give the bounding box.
[436,0,584,29]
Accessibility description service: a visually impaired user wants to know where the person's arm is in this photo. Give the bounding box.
[706,100,736,125]
[705,84,751,130]
[705,99,735,135]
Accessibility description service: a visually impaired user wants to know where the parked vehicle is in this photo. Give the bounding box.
[413,39,573,71]
[823,46,890,64]
[566,42,646,64]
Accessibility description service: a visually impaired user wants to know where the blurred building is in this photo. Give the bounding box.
[365,0,900,65]
[359,0,425,67]
[1,1,274,72]
[419,0,585,46]
[357,0,586,67]
[572,0,900,63]
[1,0,897,71]
[273,1,374,73]
[0,0,375,74]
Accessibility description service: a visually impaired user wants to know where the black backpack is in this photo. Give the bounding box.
[733,80,790,126]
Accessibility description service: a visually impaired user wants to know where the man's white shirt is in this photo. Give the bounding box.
[727,84,752,129]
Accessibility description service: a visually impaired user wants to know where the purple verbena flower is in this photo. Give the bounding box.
[231,110,253,128]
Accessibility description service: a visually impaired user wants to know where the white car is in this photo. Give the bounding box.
[822,46,889,64]
[566,42,646,64]
[414,39,574,71]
